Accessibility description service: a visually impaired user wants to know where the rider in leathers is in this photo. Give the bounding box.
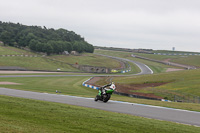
[99,82,116,96]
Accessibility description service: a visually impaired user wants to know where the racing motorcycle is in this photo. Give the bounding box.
[94,82,116,103]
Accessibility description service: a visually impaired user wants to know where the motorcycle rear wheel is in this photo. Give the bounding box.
[103,94,110,103]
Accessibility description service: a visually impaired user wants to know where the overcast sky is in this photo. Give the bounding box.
[1,0,200,52]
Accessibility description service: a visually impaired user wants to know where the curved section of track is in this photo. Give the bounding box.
[0,54,152,78]
[0,87,200,126]
[2,55,198,126]
[95,54,153,75]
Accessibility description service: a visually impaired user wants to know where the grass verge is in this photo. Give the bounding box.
[0,95,200,133]
[1,76,200,112]
[0,56,80,72]
[50,53,122,69]
[113,69,200,96]
[95,49,179,73]
[133,53,200,67]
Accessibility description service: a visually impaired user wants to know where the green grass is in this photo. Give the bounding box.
[111,69,200,99]
[134,53,200,67]
[0,56,79,72]
[172,56,200,67]
[114,69,200,92]
[0,76,95,97]
[124,61,141,74]
[1,95,200,133]
[1,76,200,112]
[127,57,173,73]
[0,45,80,72]
[50,53,122,69]
[0,46,128,72]
[94,49,200,105]
[0,72,96,75]
[0,45,19,55]
[95,49,131,58]
[0,45,36,55]
[95,49,179,73]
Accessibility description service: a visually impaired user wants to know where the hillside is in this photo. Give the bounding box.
[0,21,94,55]
[133,52,200,68]
[95,49,182,73]
[0,45,124,72]
[94,49,200,103]
[95,46,200,68]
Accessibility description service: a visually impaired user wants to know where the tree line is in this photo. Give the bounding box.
[0,21,94,55]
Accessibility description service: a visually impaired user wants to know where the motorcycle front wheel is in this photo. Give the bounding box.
[94,95,99,101]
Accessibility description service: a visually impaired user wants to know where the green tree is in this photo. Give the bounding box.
[29,39,39,51]
[0,31,12,45]
[43,43,53,55]
[73,41,82,53]
[63,42,73,53]
[0,21,94,54]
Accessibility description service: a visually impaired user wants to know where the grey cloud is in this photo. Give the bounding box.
[0,0,200,52]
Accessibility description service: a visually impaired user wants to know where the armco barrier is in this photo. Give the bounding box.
[82,77,171,102]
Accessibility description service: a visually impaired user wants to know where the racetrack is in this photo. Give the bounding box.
[0,87,200,127]
[0,54,153,78]
[1,55,199,127]
[95,53,153,75]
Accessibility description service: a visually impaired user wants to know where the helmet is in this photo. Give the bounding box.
[110,83,116,90]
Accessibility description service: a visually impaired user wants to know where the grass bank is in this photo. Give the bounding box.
[95,49,178,73]
[0,56,79,72]
[0,95,199,133]
[113,69,200,96]
[1,76,200,111]
[134,53,200,67]
[0,45,36,55]
[0,45,127,72]
[0,76,95,97]
[50,53,122,69]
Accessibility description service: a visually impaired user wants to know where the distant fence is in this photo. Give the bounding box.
[0,54,39,57]
[154,53,200,56]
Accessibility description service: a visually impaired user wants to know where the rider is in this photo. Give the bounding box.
[99,82,116,96]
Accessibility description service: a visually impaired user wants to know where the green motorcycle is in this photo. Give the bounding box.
[94,83,116,103]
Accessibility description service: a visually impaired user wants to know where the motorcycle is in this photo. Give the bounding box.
[94,83,115,103]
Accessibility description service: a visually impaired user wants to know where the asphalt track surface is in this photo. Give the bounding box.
[95,53,153,75]
[0,87,200,127]
[0,55,199,126]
